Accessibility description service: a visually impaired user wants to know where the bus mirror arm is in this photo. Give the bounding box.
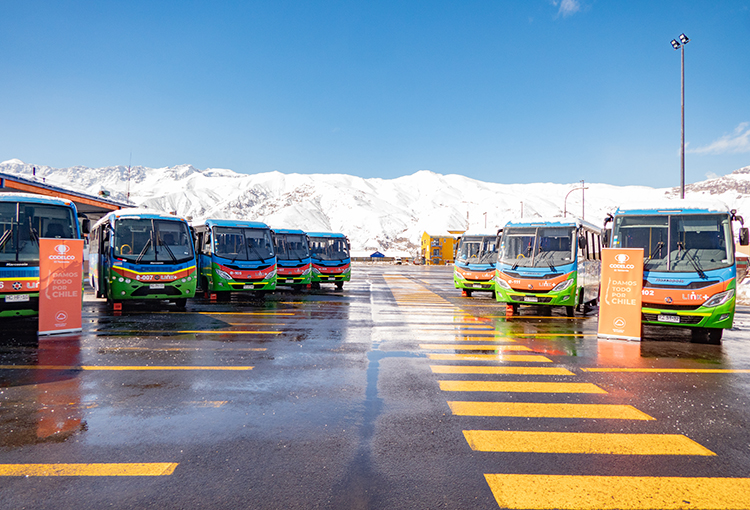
[602,229,610,247]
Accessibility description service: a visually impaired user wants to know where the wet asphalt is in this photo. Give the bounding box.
[1,264,750,509]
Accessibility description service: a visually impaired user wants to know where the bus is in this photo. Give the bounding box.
[453,233,498,297]
[307,232,351,290]
[0,193,85,317]
[604,201,749,343]
[272,229,311,291]
[193,219,277,298]
[89,209,196,309]
[495,218,602,316]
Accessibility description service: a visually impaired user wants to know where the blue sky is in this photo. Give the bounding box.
[2,1,749,187]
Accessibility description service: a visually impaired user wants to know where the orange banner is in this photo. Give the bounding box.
[39,238,83,336]
[598,248,644,341]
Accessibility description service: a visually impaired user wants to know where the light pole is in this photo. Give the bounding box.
[563,180,588,219]
[671,33,689,199]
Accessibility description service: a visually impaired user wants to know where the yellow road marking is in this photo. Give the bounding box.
[430,365,573,375]
[419,344,531,351]
[0,463,178,476]
[510,333,594,337]
[440,381,606,393]
[447,337,517,343]
[197,312,295,316]
[465,430,714,455]
[583,368,750,373]
[416,327,495,331]
[428,354,553,362]
[0,365,253,371]
[484,474,750,509]
[449,401,653,420]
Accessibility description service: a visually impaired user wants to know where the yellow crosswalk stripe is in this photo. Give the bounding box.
[0,463,178,476]
[430,365,573,375]
[428,354,552,362]
[464,430,714,455]
[484,474,750,509]
[439,381,606,393]
[419,344,531,351]
[448,401,653,420]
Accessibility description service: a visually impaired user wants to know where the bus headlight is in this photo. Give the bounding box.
[455,271,466,281]
[215,269,232,281]
[495,278,511,290]
[702,289,735,308]
[552,279,574,293]
[302,267,312,275]
[266,269,277,280]
[313,267,321,275]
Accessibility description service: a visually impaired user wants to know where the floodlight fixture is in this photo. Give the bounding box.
[671,39,681,50]
[679,33,690,45]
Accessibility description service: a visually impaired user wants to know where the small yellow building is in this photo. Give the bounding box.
[421,232,457,265]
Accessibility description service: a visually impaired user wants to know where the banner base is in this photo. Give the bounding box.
[38,328,83,337]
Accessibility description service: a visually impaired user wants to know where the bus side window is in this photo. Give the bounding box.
[204,231,212,254]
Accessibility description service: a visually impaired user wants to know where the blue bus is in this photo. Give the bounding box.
[495,218,602,316]
[605,202,749,343]
[193,219,277,299]
[272,229,311,290]
[307,232,351,290]
[454,233,498,297]
[89,209,196,309]
[0,193,85,317]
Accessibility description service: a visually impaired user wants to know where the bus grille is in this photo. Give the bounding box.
[131,286,183,297]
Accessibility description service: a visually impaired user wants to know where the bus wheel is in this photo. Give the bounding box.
[691,327,723,345]
[565,306,575,317]
[540,305,553,317]
[173,298,187,310]
[335,282,344,290]
[462,289,472,297]
[292,285,303,294]
[311,282,321,290]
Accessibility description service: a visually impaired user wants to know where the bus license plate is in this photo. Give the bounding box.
[243,285,253,289]
[5,294,29,303]
[149,284,165,290]
[524,296,538,302]
[657,314,680,323]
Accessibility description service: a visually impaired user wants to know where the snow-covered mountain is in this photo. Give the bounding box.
[2,158,750,256]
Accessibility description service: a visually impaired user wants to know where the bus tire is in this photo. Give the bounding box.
[463,289,472,297]
[173,298,187,310]
[491,290,496,299]
[335,282,344,290]
[691,327,722,345]
[311,282,321,290]
[565,306,575,317]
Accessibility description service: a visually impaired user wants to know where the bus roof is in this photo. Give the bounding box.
[0,192,75,208]
[307,232,348,239]
[93,208,189,229]
[614,198,732,215]
[197,218,270,229]
[272,228,307,235]
[502,217,602,232]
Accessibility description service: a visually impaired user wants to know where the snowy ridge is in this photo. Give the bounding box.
[3,159,750,258]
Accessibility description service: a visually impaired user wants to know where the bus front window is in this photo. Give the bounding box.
[215,228,273,262]
[669,214,732,272]
[614,215,669,272]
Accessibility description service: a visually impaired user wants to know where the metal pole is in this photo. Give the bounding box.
[581,179,585,220]
[681,44,685,199]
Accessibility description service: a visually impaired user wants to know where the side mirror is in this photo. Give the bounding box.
[740,228,749,246]
[602,229,611,247]
[81,218,91,234]
[578,235,587,250]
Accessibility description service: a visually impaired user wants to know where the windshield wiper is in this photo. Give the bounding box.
[647,241,664,261]
[136,237,153,264]
[0,229,13,250]
[156,236,177,262]
[677,241,706,279]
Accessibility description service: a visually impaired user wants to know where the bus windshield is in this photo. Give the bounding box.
[457,236,498,265]
[500,226,574,269]
[114,218,194,264]
[310,237,349,262]
[274,233,310,261]
[0,202,77,264]
[214,227,274,262]
[613,213,733,273]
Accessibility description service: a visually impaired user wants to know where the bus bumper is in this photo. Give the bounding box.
[642,297,735,329]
